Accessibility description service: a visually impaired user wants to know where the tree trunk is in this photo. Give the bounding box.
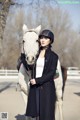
[0,0,12,55]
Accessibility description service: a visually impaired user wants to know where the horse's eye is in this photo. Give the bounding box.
[36,40,39,42]
[22,40,25,43]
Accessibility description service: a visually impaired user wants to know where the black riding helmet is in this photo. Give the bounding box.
[39,29,54,44]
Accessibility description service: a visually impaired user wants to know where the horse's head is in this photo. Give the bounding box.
[22,24,41,65]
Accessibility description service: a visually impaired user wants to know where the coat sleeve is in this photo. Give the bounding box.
[35,55,58,85]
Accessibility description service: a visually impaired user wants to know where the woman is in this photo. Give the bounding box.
[25,29,58,120]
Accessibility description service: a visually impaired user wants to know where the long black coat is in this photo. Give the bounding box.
[25,48,58,120]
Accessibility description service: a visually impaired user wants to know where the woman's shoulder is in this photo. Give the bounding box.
[46,47,58,60]
[51,50,58,59]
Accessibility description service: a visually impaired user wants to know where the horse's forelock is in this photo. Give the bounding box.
[23,31,38,41]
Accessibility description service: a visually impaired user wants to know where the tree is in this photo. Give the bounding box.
[0,0,58,68]
[1,1,80,68]
[0,0,14,59]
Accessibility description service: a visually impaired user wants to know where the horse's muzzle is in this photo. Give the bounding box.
[26,56,35,65]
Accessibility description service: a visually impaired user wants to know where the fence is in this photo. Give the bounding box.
[0,69,18,81]
[67,68,80,79]
[0,69,19,92]
[0,69,80,81]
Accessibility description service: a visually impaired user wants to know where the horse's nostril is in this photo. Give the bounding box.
[26,56,34,62]
[32,57,34,61]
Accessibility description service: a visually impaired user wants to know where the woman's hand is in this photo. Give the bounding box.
[30,79,36,85]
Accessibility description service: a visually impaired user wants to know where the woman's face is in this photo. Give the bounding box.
[39,36,51,47]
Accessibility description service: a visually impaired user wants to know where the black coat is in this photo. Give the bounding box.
[25,48,58,120]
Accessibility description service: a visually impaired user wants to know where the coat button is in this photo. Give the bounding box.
[44,67,46,69]
[45,60,47,62]
[41,86,43,89]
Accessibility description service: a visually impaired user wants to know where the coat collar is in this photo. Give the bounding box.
[44,47,51,64]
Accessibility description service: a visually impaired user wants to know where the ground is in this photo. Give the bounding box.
[0,78,80,120]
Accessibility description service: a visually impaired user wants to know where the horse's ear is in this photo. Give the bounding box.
[35,25,41,35]
[23,24,28,33]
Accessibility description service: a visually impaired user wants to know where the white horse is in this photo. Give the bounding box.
[18,24,41,108]
[18,24,63,120]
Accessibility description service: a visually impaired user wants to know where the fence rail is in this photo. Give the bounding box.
[0,69,80,80]
[0,69,18,80]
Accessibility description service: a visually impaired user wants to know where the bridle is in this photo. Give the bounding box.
[22,40,25,54]
[21,30,39,79]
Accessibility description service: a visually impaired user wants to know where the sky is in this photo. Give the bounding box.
[59,4,80,30]
[14,0,80,30]
[50,0,80,30]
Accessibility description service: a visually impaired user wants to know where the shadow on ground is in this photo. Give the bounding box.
[15,114,26,120]
[0,82,12,93]
[15,114,35,120]
[74,92,80,96]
